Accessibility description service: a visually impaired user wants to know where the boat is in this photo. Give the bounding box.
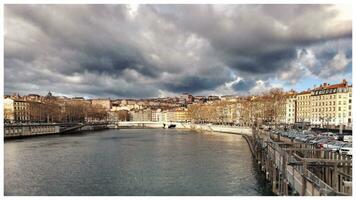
[168,124,176,128]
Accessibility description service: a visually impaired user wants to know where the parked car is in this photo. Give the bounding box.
[316,138,331,148]
[323,141,345,152]
[339,143,352,156]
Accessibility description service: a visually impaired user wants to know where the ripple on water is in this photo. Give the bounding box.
[5,129,273,196]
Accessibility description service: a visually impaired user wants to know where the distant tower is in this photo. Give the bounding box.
[47,91,53,97]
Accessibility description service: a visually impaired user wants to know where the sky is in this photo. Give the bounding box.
[4,4,352,99]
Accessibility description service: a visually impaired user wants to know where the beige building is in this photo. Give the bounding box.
[310,80,352,126]
[91,99,111,111]
[4,98,45,123]
[296,90,311,123]
[130,109,153,121]
[219,103,239,123]
[173,108,190,122]
[294,80,352,127]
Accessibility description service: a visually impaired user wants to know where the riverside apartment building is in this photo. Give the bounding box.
[294,80,352,127]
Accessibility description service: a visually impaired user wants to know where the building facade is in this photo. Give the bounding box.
[91,99,111,111]
[285,94,297,124]
[294,80,352,127]
[4,98,45,123]
[296,90,311,123]
[310,80,352,127]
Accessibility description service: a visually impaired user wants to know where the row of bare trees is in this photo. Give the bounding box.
[188,88,290,126]
[247,88,289,125]
[188,101,238,124]
[28,99,108,123]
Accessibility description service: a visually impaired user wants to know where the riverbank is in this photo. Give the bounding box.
[4,123,108,139]
[114,122,252,136]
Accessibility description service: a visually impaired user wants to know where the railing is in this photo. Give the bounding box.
[305,168,334,195]
[265,137,337,196]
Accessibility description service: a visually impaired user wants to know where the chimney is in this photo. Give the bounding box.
[342,79,347,85]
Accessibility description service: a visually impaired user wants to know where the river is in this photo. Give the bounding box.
[5,128,273,195]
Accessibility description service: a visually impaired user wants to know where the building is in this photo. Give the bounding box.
[23,94,42,102]
[285,93,297,124]
[221,95,238,102]
[179,93,193,105]
[294,80,352,127]
[310,80,352,127]
[91,99,111,111]
[207,95,220,101]
[130,109,153,121]
[296,90,311,123]
[193,96,206,103]
[218,102,238,123]
[108,110,129,122]
[4,98,45,123]
[173,108,190,122]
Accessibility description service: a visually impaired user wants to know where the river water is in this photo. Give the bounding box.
[5,129,273,196]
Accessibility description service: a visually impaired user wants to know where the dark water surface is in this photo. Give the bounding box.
[5,129,273,195]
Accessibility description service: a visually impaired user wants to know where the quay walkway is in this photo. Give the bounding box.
[113,121,252,136]
[4,123,108,138]
[247,129,352,196]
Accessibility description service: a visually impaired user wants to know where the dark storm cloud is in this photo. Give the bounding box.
[231,79,256,92]
[163,75,229,93]
[6,5,160,78]
[4,5,352,98]
[346,48,352,59]
[302,38,352,79]
[150,5,351,76]
[225,48,297,74]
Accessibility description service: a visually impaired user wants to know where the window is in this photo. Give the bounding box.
[339,107,341,111]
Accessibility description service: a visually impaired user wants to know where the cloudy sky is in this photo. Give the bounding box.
[5,4,352,98]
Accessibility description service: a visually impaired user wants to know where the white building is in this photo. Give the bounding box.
[285,95,297,124]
